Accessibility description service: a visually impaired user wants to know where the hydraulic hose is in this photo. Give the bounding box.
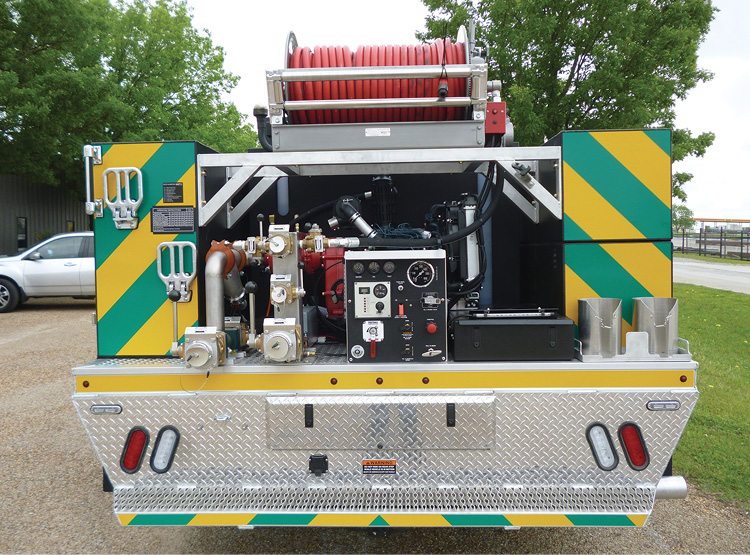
[357,163,499,248]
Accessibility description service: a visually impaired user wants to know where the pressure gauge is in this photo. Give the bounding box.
[383,261,396,274]
[373,283,388,298]
[368,261,381,274]
[407,261,435,287]
[352,262,365,275]
[268,235,287,255]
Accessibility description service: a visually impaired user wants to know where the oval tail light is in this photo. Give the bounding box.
[586,423,619,471]
[619,422,650,470]
[120,427,149,473]
[150,426,180,473]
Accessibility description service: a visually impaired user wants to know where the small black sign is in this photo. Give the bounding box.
[151,206,195,234]
[163,182,184,203]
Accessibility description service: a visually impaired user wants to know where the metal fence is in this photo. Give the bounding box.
[672,227,750,261]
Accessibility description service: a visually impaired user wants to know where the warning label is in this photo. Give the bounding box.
[363,459,396,475]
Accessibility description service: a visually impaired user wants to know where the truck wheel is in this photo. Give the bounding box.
[0,278,20,313]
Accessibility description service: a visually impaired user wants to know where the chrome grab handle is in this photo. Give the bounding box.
[102,167,143,229]
[157,241,197,303]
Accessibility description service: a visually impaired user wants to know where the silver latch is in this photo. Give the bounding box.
[102,167,143,229]
[157,242,197,302]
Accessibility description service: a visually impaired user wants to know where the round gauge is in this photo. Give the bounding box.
[368,261,381,274]
[383,261,396,274]
[407,261,435,287]
[268,235,287,254]
[352,262,365,275]
[373,283,388,298]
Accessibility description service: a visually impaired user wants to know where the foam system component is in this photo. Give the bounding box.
[286,39,468,124]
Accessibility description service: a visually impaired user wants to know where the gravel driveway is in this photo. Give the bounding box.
[1,298,748,554]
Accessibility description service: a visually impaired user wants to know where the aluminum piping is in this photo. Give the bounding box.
[205,251,227,331]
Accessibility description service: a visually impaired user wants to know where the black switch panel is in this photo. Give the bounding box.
[304,404,314,428]
[345,250,447,364]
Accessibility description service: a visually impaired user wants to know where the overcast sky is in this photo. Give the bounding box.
[190,0,749,221]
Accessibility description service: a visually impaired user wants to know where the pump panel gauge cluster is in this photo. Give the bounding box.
[345,250,447,363]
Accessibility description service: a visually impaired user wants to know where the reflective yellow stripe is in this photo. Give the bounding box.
[381,514,451,526]
[96,163,196,319]
[93,144,162,200]
[628,514,648,526]
[564,264,599,327]
[118,514,137,525]
[308,514,379,526]
[76,369,695,393]
[563,162,645,241]
[600,243,672,298]
[117,297,197,356]
[188,514,255,526]
[590,131,671,207]
[505,514,573,526]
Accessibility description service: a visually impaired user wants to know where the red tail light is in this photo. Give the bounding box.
[120,427,149,473]
[618,423,649,470]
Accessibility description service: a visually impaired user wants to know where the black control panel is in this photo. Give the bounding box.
[345,250,447,363]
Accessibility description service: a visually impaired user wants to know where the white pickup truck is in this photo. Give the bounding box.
[0,232,95,312]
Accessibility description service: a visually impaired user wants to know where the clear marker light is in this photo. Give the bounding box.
[586,424,618,471]
[150,426,180,473]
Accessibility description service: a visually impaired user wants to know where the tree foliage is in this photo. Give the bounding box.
[420,0,716,200]
[672,204,694,230]
[0,0,256,195]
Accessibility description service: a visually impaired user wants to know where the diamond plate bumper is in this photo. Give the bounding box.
[73,360,698,527]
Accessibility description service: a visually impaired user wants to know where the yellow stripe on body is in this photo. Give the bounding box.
[599,243,672,298]
[97,164,197,320]
[117,297,198,355]
[75,368,695,393]
[380,514,451,527]
[505,514,573,527]
[564,265,600,327]
[563,162,645,241]
[590,131,671,207]
[628,514,648,526]
[118,514,137,525]
[188,514,255,526]
[308,514,381,526]
[93,144,163,202]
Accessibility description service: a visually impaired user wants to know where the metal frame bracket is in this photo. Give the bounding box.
[497,160,562,223]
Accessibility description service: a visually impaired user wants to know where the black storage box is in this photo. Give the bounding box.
[452,316,575,361]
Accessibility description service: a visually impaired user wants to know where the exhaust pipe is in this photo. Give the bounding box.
[655,476,687,499]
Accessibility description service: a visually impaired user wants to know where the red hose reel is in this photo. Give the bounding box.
[287,39,468,125]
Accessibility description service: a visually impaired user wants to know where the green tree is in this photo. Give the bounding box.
[420,0,715,200]
[672,204,694,230]
[0,0,256,196]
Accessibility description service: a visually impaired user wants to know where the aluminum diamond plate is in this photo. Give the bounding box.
[73,389,698,516]
[267,394,494,450]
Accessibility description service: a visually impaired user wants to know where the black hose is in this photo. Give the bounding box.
[290,192,371,226]
[253,106,273,152]
[357,163,499,248]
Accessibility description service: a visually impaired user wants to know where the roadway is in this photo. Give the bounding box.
[673,257,750,294]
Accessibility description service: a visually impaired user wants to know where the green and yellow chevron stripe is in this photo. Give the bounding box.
[563,130,671,242]
[93,142,199,356]
[565,241,672,341]
[118,512,648,527]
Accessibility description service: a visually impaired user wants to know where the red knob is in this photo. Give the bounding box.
[426,323,438,334]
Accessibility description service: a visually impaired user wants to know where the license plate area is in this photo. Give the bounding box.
[266,394,495,450]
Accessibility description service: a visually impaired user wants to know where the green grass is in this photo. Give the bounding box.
[674,252,750,265]
[673,283,750,507]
